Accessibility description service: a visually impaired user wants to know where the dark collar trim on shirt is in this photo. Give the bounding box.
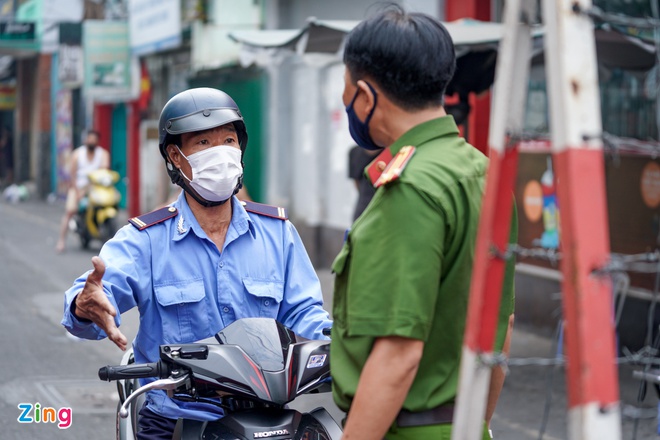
[128,206,178,230]
[241,200,288,221]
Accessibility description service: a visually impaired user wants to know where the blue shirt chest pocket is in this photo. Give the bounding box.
[242,278,284,319]
[154,278,210,343]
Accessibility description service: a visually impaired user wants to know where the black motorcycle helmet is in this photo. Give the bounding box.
[158,87,248,207]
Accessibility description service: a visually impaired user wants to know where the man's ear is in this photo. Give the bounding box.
[355,80,376,117]
[165,144,181,169]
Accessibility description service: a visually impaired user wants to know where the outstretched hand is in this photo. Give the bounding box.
[74,256,128,351]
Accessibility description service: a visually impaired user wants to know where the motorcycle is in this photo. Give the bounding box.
[99,318,342,440]
[70,168,121,249]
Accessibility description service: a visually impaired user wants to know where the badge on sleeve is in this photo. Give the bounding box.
[373,146,416,188]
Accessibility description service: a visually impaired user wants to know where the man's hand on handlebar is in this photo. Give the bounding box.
[74,256,128,351]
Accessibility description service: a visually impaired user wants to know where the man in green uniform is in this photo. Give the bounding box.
[330,6,516,440]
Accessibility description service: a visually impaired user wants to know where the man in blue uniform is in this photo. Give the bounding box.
[61,88,332,439]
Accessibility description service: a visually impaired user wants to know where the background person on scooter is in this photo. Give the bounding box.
[56,129,109,253]
[61,87,332,440]
[329,6,516,439]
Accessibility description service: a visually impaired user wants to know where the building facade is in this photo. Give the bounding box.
[1,0,657,346]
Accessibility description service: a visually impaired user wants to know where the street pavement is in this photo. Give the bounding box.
[0,195,658,439]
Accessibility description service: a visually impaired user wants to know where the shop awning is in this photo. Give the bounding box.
[231,18,655,66]
[228,29,306,50]
[229,18,531,99]
[229,18,656,101]
[229,18,515,56]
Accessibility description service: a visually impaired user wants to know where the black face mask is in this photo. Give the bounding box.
[86,143,96,150]
[345,81,382,151]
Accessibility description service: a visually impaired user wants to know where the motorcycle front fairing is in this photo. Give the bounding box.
[174,408,342,440]
[102,318,340,440]
[159,318,331,405]
[161,318,339,439]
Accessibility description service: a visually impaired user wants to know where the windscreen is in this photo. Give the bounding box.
[215,318,296,372]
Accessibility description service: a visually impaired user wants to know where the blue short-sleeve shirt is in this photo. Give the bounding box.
[62,192,332,421]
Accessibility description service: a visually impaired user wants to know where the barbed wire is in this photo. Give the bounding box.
[491,245,658,329]
[477,347,660,370]
[505,131,550,150]
[498,5,660,437]
[503,131,660,159]
[477,347,660,426]
[490,243,562,265]
[612,272,631,326]
[602,133,660,160]
[480,243,660,430]
[490,244,660,275]
[577,4,660,30]
[598,251,660,275]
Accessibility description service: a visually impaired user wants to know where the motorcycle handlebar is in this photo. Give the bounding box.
[98,362,169,381]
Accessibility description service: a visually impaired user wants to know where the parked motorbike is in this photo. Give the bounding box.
[99,318,342,440]
[70,168,121,249]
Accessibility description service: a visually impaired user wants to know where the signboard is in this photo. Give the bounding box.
[9,0,40,54]
[128,0,181,56]
[0,21,35,40]
[0,84,15,109]
[58,22,83,87]
[58,44,83,87]
[641,161,660,209]
[83,20,131,98]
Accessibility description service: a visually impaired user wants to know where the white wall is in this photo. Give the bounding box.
[320,62,358,230]
[139,120,172,211]
[265,56,357,233]
[290,63,323,226]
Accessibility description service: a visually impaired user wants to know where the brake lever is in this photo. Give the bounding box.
[118,374,190,418]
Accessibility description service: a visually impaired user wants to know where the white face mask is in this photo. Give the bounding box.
[178,145,243,202]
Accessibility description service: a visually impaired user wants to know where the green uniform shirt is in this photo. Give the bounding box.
[330,116,516,414]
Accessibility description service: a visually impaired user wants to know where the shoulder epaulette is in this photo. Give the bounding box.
[373,145,416,188]
[128,206,178,230]
[241,200,287,220]
[366,148,393,185]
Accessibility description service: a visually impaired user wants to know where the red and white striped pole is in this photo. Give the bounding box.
[451,0,533,438]
[542,1,621,438]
